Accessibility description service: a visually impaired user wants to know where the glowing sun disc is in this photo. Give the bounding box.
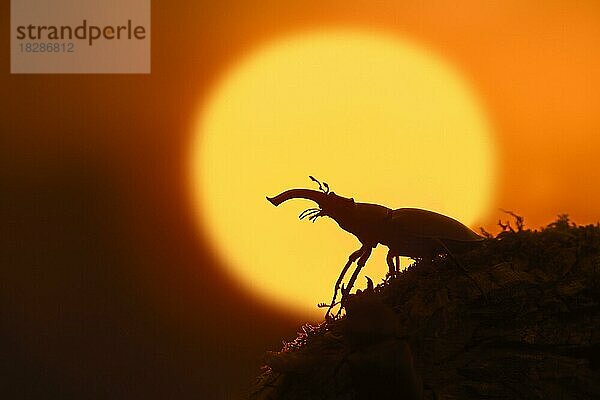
[190,29,496,319]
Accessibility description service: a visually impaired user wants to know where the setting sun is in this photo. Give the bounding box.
[191,29,497,318]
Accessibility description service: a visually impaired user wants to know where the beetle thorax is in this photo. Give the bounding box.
[327,201,392,244]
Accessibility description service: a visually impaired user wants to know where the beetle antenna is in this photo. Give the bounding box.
[309,175,327,193]
[299,208,320,220]
[323,182,330,194]
[309,212,322,223]
[301,211,320,220]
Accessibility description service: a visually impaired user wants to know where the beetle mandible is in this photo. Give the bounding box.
[267,177,485,316]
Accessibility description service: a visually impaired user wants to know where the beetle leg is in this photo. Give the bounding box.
[343,247,373,299]
[386,250,396,277]
[326,246,367,317]
[395,256,400,274]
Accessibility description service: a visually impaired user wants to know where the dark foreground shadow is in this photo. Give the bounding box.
[251,216,600,399]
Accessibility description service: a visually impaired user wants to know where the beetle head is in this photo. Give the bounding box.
[266,176,355,223]
[299,177,355,222]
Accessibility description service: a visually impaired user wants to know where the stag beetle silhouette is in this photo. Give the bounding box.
[267,177,485,317]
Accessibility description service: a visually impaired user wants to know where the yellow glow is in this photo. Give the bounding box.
[191,30,496,319]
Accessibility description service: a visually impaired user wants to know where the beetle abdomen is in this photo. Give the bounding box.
[388,208,483,242]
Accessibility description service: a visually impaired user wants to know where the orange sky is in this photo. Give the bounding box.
[5,1,600,227]
[178,0,600,228]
